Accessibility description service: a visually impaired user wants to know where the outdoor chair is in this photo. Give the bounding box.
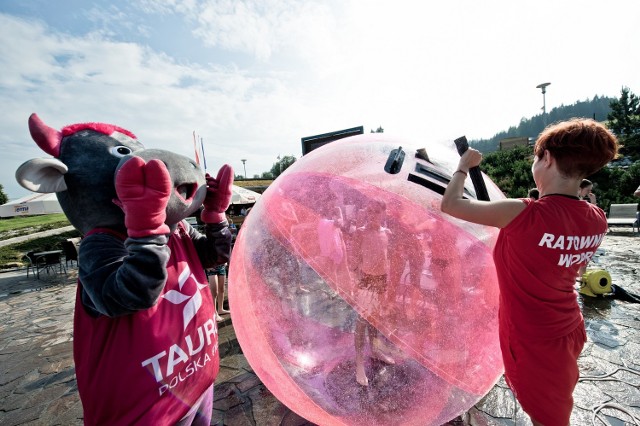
[24,251,39,278]
[61,239,79,266]
[35,251,67,277]
[25,250,67,279]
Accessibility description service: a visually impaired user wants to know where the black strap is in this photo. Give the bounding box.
[454,136,490,201]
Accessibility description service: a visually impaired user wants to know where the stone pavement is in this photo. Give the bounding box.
[1,229,639,425]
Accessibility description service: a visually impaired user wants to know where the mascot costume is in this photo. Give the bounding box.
[15,113,233,425]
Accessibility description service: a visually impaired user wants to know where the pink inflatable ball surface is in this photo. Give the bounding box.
[229,134,505,426]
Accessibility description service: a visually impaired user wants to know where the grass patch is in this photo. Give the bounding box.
[0,213,69,231]
[0,230,82,269]
[0,214,71,240]
[234,180,272,189]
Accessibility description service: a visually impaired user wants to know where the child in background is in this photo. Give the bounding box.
[352,199,394,386]
[441,119,618,425]
[207,263,229,322]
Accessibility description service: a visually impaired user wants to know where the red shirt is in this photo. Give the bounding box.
[493,195,607,340]
[74,226,219,425]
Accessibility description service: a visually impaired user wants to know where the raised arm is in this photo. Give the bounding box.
[193,164,234,268]
[440,149,527,229]
[78,157,173,317]
[79,232,170,317]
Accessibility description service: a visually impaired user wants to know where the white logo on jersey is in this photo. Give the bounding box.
[162,264,209,330]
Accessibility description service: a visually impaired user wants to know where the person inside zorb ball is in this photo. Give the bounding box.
[229,133,506,426]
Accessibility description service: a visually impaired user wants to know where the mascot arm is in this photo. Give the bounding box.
[189,221,233,269]
[200,165,233,224]
[78,233,170,317]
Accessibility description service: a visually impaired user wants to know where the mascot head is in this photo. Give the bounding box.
[16,113,207,234]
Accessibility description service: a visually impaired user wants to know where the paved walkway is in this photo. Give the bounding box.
[0,226,76,248]
[0,229,639,425]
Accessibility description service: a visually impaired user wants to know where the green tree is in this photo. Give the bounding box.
[370,126,384,133]
[480,146,638,213]
[470,95,616,153]
[589,161,640,212]
[0,184,7,205]
[482,146,535,198]
[269,155,297,178]
[607,87,640,159]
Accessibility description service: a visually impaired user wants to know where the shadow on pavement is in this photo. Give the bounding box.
[0,266,78,300]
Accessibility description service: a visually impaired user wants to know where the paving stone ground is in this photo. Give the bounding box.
[1,228,639,425]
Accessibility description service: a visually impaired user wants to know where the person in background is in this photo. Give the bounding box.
[528,188,540,200]
[578,179,597,204]
[577,179,599,277]
[634,185,640,198]
[351,199,395,386]
[441,118,618,425]
[227,214,237,236]
[206,263,230,322]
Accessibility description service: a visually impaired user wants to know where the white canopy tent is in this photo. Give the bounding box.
[231,185,261,205]
[0,193,63,218]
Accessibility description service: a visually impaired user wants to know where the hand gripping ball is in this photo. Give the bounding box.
[228,134,505,426]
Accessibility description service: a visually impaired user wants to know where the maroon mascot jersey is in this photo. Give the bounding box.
[74,225,219,425]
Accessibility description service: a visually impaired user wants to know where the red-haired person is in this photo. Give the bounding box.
[441,119,618,426]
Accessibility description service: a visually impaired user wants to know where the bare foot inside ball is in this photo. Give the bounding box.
[356,366,369,387]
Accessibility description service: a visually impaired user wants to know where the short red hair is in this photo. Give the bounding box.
[534,118,619,178]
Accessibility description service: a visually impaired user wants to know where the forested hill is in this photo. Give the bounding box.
[469,95,615,153]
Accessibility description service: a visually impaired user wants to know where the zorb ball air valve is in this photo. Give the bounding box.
[228,134,505,426]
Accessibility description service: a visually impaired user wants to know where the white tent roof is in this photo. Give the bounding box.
[231,185,261,205]
[0,192,63,218]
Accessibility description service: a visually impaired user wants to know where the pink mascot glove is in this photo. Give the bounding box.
[200,164,234,224]
[115,157,172,238]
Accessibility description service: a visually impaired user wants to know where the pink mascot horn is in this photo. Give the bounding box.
[28,113,62,158]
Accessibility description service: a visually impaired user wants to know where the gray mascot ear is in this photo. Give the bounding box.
[16,158,68,193]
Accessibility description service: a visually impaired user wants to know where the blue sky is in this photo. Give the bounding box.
[1,0,639,199]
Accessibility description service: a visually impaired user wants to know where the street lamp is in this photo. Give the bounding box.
[536,82,551,124]
[241,159,247,179]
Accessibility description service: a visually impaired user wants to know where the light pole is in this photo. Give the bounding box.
[241,159,247,179]
[536,82,551,124]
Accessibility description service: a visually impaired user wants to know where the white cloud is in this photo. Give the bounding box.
[0,11,299,197]
[158,0,339,62]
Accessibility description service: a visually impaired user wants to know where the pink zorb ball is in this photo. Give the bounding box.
[229,134,505,425]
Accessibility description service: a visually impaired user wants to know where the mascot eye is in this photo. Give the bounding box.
[110,146,133,158]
